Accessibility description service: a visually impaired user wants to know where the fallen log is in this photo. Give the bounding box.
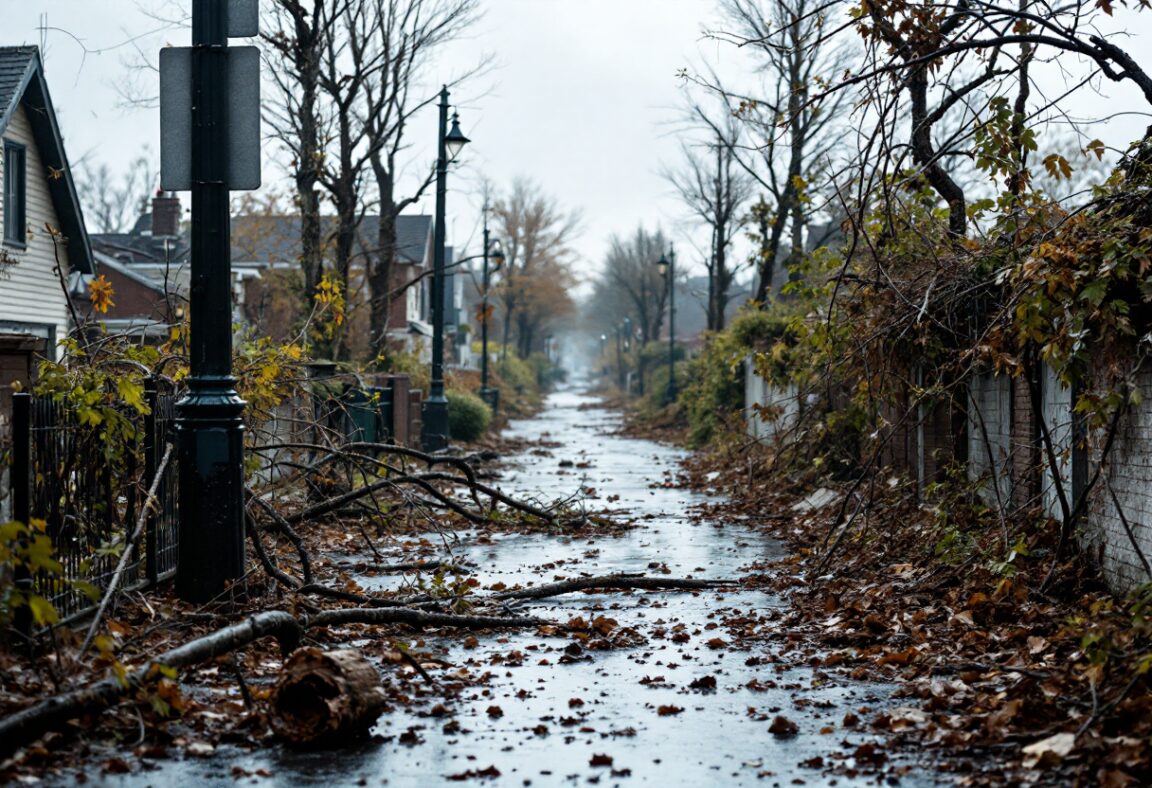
[489,574,736,602]
[306,607,548,630]
[0,611,302,759]
[269,648,387,746]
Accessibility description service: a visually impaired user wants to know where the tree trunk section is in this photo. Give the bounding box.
[269,647,387,746]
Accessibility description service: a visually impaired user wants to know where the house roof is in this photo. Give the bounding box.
[231,214,433,265]
[91,250,179,295]
[0,47,93,274]
[91,219,192,265]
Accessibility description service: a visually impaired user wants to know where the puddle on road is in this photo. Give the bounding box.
[84,387,945,787]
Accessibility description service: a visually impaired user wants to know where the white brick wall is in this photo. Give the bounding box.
[1040,364,1074,521]
[1083,366,1152,591]
[744,355,799,442]
[968,372,1013,507]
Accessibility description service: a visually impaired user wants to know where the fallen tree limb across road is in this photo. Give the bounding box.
[0,602,551,760]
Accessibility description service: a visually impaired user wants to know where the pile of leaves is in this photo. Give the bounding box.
[678,440,1152,785]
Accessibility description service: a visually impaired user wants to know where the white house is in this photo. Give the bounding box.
[0,46,94,362]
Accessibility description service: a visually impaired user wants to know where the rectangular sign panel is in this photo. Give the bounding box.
[228,0,259,37]
[159,46,261,191]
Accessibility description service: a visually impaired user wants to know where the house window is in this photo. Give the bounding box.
[3,141,26,246]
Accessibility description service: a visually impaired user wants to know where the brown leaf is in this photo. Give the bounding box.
[446,765,501,781]
[589,754,614,767]
[657,705,684,716]
[768,715,799,737]
[688,675,717,691]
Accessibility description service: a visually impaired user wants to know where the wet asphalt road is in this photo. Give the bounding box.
[80,387,943,787]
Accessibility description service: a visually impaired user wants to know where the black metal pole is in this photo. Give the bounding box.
[615,324,624,390]
[666,246,678,404]
[479,201,493,411]
[175,0,247,603]
[422,86,451,452]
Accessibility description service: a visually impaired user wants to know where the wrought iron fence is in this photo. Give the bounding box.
[9,378,179,622]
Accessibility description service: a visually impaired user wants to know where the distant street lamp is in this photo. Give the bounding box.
[479,202,504,415]
[622,316,633,394]
[614,322,625,390]
[655,247,678,404]
[422,86,470,452]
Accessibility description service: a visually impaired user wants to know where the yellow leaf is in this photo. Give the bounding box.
[28,594,59,626]
[88,275,116,314]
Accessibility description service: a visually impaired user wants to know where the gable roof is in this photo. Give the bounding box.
[0,46,93,274]
[231,214,433,266]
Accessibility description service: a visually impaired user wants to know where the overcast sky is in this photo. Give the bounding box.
[5,0,742,288]
[6,1,1152,289]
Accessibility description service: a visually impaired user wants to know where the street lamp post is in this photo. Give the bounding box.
[656,247,678,405]
[175,0,247,603]
[479,202,503,415]
[422,86,469,452]
[622,317,632,395]
[615,322,625,390]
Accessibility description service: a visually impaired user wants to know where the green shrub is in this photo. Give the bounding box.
[681,308,793,446]
[373,343,431,393]
[447,388,492,441]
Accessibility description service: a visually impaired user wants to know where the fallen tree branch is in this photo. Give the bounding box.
[0,611,302,759]
[488,574,736,602]
[305,607,549,630]
[78,444,174,658]
[248,491,314,585]
[0,600,549,759]
[248,513,302,591]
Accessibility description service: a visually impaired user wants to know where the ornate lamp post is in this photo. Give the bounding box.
[422,86,469,452]
[655,247,678,404]
[479,202,504,415]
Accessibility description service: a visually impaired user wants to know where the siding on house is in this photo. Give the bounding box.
[0,102,71,359]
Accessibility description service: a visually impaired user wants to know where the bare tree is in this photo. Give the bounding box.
[75,153,157,234]
[706,0,854,301]
[361,0,484,359]
[664,103,752,331]
[594,226,671,347]
[491,179,581,360]
[264,0,348,307]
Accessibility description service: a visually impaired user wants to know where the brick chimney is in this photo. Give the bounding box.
[151,191,182,238]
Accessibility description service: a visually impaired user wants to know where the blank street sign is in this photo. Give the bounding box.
[159,46,261,192]
[228,0,259,37]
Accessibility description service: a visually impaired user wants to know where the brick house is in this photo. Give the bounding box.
[229,213,437,355]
